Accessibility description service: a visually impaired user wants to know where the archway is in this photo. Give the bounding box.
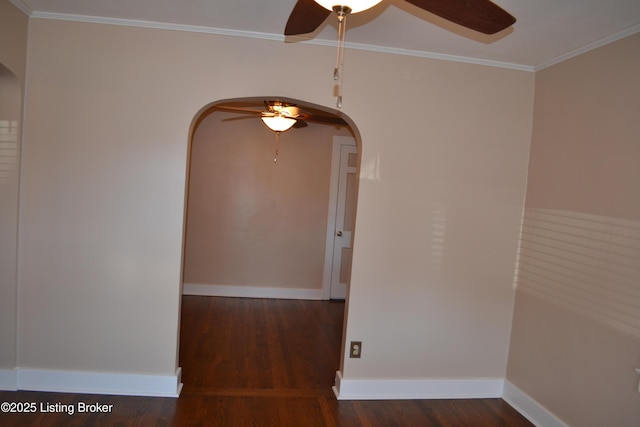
[179,96,361,391]
[182,97,359,300]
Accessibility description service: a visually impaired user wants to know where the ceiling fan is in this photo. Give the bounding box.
[284,0,516,107]
[212,100,348,162]
[285,0,516,37]
[214,100,347,131]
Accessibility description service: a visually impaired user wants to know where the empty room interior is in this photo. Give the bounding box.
[1,0,639,426]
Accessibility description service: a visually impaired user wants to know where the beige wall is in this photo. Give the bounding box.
[0,0,28,86]
[523,34,640,221]
[0,66,21,373]
[507,33,640,427]
[343,53,534,379]
[0,0,27,375]
[13,16,533,383]
[183,109,352,290]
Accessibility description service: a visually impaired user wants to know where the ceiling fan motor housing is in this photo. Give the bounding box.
[314,0,383,14]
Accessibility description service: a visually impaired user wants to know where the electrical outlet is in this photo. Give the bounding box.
[350,341,362,358]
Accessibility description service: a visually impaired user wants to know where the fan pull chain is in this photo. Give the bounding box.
[273,131,280,163]
[334,7,349,108]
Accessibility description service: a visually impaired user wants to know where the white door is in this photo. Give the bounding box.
[323,137,358,300]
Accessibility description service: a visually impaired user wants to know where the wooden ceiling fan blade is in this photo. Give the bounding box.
[284,0,332,36]
[212,105,263,115]
[300,113,348,126]
[221,115,259,123]
[404,0,515,34]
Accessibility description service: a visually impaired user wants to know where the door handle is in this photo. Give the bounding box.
[336,231,343,237]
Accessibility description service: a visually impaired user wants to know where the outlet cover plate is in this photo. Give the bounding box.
[350,341,362,358]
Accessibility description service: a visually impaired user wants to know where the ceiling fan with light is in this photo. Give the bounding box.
[284,0,516,107]
[214,100,347,131]
[212,100,348,162]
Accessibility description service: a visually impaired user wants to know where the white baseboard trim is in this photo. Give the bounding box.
[0,368,17,391]
[502,380,569,427]
[332,371,504,400]
[13,367,183,397]
[183,283,324,300]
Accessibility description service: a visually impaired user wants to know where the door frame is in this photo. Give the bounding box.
[322,135,358,300]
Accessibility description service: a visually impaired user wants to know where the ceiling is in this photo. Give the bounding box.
[12,0,640,70]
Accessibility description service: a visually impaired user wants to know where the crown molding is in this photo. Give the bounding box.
[23,10,639,73]
[27,11,534,72]
[8,0,32,15]
[336,39,534,71]
[534,23,640,71]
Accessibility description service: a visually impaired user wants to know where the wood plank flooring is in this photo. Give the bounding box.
[0,296,534,426]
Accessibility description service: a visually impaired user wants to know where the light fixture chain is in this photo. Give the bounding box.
[334,13,343,80]
[334,11,348,108]
[273,131,280,164]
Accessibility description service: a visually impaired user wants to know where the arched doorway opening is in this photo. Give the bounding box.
[178,96,361,393]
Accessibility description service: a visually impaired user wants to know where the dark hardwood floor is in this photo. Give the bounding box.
[0,296,533,426]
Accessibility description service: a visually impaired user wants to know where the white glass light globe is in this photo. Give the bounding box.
[261,114,296,132]
[314,0,383,14]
